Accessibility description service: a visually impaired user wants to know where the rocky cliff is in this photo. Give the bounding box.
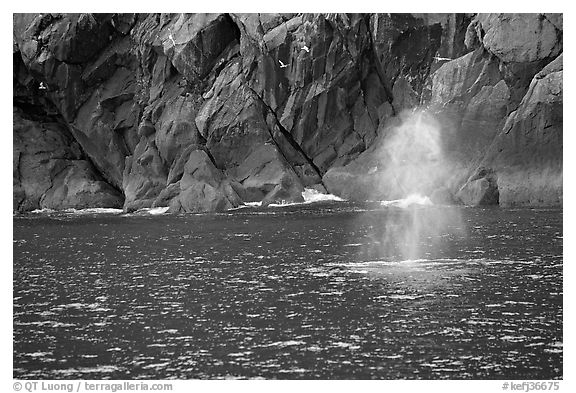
[13,13,562,212]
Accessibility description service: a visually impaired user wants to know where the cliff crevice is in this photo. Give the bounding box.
[13,13,563,212]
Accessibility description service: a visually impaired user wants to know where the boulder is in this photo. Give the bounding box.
[456,168,499,206]
[228,144,298,201]
[475,13,562,107]
[261,180,305,206]
[168,150,242,213]
[122,137,168,212]
[153,93,204,167]
[152,183,181,208]
[323,165,380,202]
[477,13,562,63]
[13,108,123,212]
[478,54,562,206]
[40,162,124,209]
[159,14,240,79]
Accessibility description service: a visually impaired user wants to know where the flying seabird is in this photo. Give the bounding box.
[167,28,176,46]
[278,60,288,68]
[301,45,310,53]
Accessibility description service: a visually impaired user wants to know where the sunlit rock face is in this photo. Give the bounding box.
[13,13,562,212]
[475,55,563,207]
[324,13,562,207]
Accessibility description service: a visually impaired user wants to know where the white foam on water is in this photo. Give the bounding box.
[70,208,124,214]
[30,207,123,215]
[128,207,170,216]
[301,188,344,203]
[380,193,433,208]
[242,188,345,209]
[30,208,57,214]
[267,201,305,208]
[145,207,170,215]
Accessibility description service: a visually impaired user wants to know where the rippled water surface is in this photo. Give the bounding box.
[13,203,562,379]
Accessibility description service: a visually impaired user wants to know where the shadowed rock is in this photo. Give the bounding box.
[456,167,499,206]
[168,150,242,213]
[13,108,123,211]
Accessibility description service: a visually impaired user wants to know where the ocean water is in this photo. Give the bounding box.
[13,201,562,379]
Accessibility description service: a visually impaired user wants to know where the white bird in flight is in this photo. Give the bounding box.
[278,60,288,68]
[301,45,310,53]
[167,28,176,46]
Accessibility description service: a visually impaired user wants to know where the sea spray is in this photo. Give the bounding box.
[359,109,466,261]
[380,193,432,208]
[377,109,454,198]
[301,188,344,203]
[242,188,344,208]
[367,203,465,261]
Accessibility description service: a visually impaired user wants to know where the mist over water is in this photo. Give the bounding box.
[367,109,465,261]
[379,110,449,198]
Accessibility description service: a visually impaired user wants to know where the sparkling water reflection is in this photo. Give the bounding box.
[13,203,562,379]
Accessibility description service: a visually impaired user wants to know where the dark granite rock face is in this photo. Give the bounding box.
[13,13,563,212]
[13,44,123,212]
[167,149,242,213]
[13,108,123,211]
